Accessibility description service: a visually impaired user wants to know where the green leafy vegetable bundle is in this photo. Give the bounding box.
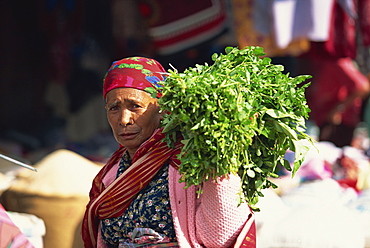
[158,46,314,207]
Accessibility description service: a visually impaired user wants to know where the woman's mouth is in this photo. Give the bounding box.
[119,132,138,140]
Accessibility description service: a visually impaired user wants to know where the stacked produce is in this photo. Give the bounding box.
[153,46,314,208]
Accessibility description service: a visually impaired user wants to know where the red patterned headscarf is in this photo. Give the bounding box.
[103,57,167,99]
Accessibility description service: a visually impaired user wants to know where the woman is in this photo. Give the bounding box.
[81,57,255,248]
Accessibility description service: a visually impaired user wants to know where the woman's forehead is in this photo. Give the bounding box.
[106,87,156,103]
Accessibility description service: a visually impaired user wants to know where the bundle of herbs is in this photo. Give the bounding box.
[155,46,314,208]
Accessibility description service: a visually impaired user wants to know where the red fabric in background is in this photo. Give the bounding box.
[138,0,226,55]
[324,0,357,59]
[306,56,368,127]
[139,0,216,26]
[358,0,370,46]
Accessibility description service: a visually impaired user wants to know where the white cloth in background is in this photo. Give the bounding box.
[251,0,358,49]
[271,0,334,48]
[257,179,366,248]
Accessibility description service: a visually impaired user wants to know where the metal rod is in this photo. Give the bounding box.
[0,154,37,172]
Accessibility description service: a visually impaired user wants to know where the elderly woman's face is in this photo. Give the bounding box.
[105,87,162,157]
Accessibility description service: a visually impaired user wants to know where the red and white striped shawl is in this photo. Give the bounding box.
[81,128,182,248]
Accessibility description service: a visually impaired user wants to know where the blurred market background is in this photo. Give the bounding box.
[1,0,370,247]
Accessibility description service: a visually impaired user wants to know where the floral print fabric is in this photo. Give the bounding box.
[101,152,176,247]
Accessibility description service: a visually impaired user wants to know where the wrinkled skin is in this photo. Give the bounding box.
[105,87,162,158]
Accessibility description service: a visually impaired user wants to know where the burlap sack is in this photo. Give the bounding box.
[1,149,103,248]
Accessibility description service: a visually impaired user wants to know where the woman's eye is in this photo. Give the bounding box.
[108,105,119,111]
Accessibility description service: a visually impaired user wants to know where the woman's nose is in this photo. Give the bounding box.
[119,109,133,126]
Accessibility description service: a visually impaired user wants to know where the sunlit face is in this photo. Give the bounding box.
[105,87,162,158]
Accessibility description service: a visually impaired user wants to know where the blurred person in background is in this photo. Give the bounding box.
[301,42,370,148]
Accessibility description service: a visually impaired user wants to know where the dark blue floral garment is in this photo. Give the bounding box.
[101,151,176,247]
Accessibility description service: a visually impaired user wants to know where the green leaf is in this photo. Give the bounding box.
[266,109,294,119]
